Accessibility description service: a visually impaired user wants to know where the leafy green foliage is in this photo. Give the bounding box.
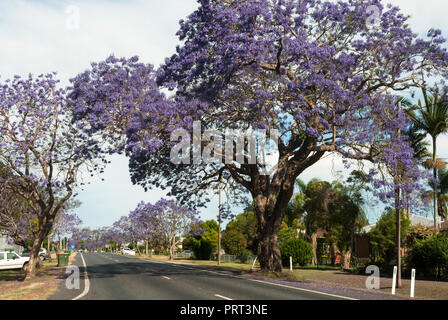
[182,220,218,260]
[280,238,313,267]
[223,207,258,253]
[222,229,247,256]
[368,210,410,266]
[278,227,296,247]
[410,231,448,280]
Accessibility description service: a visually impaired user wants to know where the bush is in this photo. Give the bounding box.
[192,238,214,260]
[237,249,253,263]
[280,238,313,267]
[222,229,247,256]
[409,231,448,280]
[278,228,295,247]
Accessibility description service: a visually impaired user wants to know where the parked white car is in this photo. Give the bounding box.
[122,248,136,256]
[0,251,30,270]
[21,248,49,261]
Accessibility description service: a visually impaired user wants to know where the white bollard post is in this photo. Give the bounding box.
[391,266,397,295]
[251,256,257,270]
[290,256,293,271]
[410,269,416,298]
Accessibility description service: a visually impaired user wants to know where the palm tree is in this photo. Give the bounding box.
[424,170,448,222]
[407,88,448,229]
[439,170,448,221]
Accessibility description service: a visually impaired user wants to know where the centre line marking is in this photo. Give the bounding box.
[215,294,232,300]
[162,276,171,280]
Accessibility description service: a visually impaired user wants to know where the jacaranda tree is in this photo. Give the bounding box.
[0,73,102,279]
[129,199,200,260]
[69,0,448,271]
[129,201,163,255]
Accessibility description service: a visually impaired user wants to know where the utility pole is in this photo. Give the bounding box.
[218,175,222,266]
[396,100,402,288]
[395,185,402,288]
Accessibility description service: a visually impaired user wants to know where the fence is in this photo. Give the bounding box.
[174,252,258,264]
[174,252,193,259]
[215,254,257,264]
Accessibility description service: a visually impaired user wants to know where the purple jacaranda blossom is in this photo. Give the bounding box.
[0,73,104,279]
[68,0,448,271]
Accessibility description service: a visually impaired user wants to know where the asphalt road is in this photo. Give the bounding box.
[50,252,359,300]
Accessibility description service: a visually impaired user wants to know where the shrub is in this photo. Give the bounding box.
[409,231,448,280]
[278,227,295,247]
[222,229,247,256]
[237,249,253,263]
[280,238,313,267]
[192,238,214,260]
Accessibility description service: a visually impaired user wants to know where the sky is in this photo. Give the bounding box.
[0,0,447,228]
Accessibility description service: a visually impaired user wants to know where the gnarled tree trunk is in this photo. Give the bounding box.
[341,248,352,270]
[311,232,318,265]
[24,237,44,280]
[253,174,295,273]
[256,228,283,272]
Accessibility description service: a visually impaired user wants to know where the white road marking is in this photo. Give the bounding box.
[72,253,90,300]
[246,278,358,300]
[143,259,358,300]
[215,294,232,300]
[162,276,171,280]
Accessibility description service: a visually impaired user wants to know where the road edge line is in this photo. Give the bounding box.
[246,278,358,300]
[72,253,90,300]
[215,294,233,300]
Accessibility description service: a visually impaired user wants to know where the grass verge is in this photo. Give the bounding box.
[0,253,77,300]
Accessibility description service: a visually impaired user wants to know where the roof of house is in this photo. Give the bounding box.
[361,214,440,233]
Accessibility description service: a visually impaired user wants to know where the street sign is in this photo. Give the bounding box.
[70,244,76,250]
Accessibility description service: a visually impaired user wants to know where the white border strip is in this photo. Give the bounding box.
[247,278,358,300]
[72,253,90,300]
[215,294,232,300]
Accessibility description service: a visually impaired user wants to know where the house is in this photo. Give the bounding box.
[355,214,446,264]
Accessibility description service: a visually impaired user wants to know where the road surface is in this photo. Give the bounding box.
[50,252,393,300]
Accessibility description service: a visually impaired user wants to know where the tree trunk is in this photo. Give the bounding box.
[256,230,282,272]
[254,196,286,273]
[145,239,149,256]
[135,243,141,256]
[433,136,439,230]
[169,246,174,261]
[329,242,336,265]
[24,238,44,280]
[47,235,52,261]
[311,232,318,265]
[341,248,352,270]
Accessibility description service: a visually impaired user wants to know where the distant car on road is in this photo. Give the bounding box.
[21,248,49,261]
[121,248,136,256]
[0,251,31,271]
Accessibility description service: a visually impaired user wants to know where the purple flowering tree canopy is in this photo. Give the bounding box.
[69,0,448,271]
[0,73,103,278]
[129,199,200,260]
